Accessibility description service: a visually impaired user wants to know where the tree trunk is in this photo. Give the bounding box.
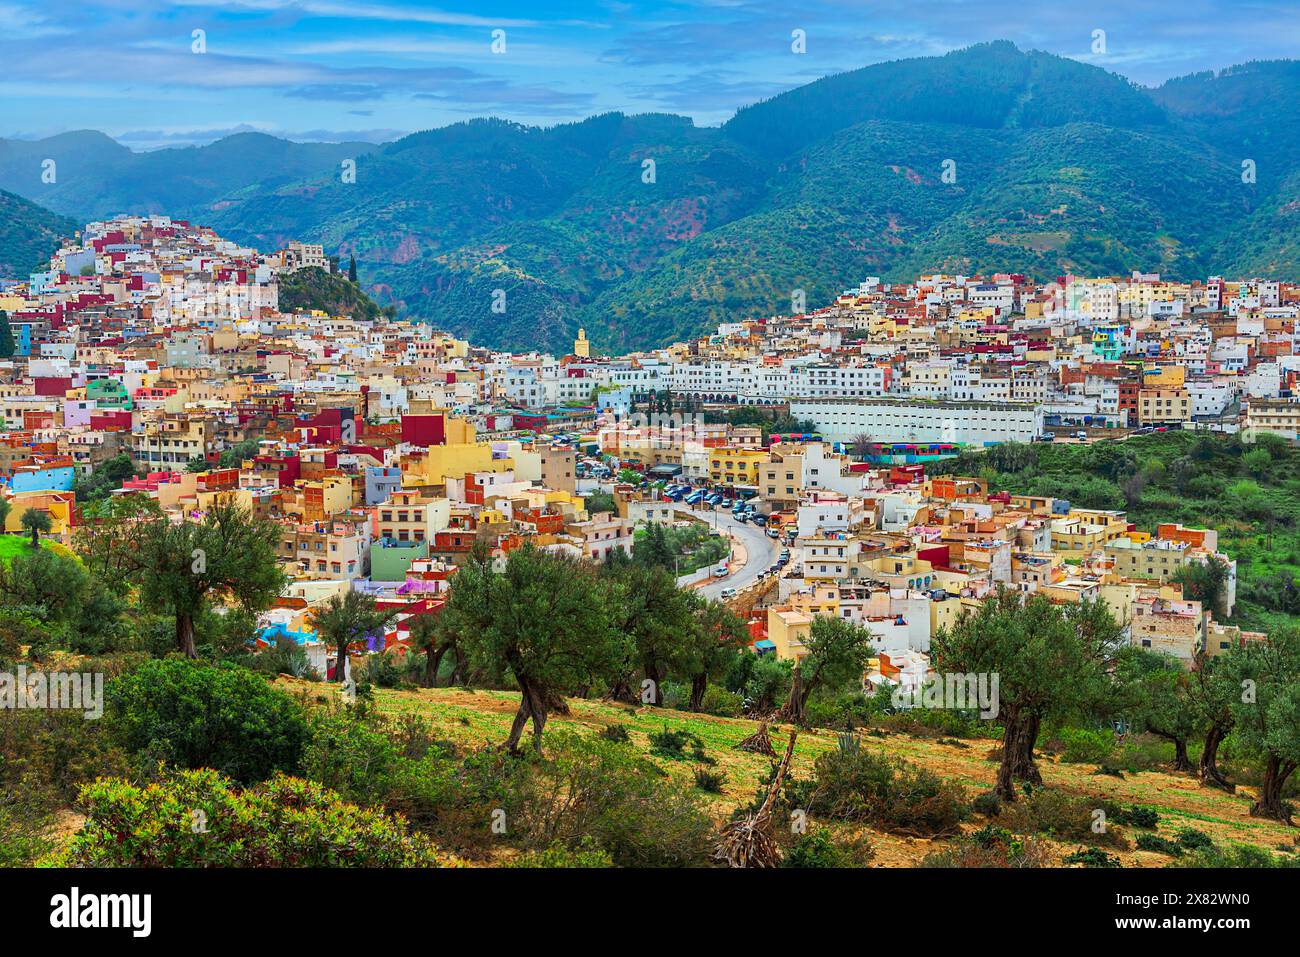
[503,693,531,753]
[644,660,664,705]
[1199,720,1235,792]
[424,644,448,688]
[1250,757,1296,824]
[778,663,806,725]
[1151,730,1194,773]
[176,612,197,659]
[604,679,637,704]
[333,637,349,682]
[690,672,708,712]
[450,648,469,686]
[995,709,1041,801]
[502,676,550,755]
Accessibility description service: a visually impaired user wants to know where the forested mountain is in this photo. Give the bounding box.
[0,189,78,279]
[3,42,1299,352]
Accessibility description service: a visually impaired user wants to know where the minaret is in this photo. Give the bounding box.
[574,327,590,358]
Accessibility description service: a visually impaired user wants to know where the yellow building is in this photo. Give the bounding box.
[767,607,813,661]
[1050,509,1129,555]
[4,492,77,542]
[1138,387,1191,425]
[710,447,770,486]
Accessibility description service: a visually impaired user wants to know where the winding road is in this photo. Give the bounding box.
[674,505,782,600]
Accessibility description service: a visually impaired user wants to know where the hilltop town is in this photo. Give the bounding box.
[0,216,1287,671]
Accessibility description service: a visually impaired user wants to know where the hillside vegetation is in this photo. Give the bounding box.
[278,266,388,321]
[931,431,1300,631]
[0,189,76,279]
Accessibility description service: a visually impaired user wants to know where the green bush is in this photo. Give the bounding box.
[782,827,873,868]
[1176,828,1214,851]
[648,727,713,764]
[694,768,725,793]
[923,827,1052,868]
[1107,803,1159,828]
[516,732,713,867]
[107,659,308,783]
[810,747,969,837]
[599,723,630,743]
[1003,789,1127,848]
[1136,833,1184,857]
[1052,727,1116,764]
[698,684,744,717]
[509,840,614,868]
[53,768,455,866]
[1064,847,1122,868]
[1173,843,1300,868]
[971,791,1002,818]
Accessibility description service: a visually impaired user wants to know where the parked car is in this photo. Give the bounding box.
[752,515,768,526]
[712,563,729,578]
[685,491,704,505]
[767,528,780,538]
[720,587,737,599]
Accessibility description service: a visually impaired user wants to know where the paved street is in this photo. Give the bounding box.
[674,505,782,599]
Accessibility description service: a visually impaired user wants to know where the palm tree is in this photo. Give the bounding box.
[313,589,398,683]
[20,509,52,548]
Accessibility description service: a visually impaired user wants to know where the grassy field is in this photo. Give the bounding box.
[279,679,1299,867]
[0,534,62,565]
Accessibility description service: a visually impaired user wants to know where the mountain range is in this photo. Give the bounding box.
[3,41,1299,353]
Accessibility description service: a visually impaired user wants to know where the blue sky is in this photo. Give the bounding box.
[3,0,1297,149]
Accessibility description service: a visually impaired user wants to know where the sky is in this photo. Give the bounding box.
[3,0,1298,149]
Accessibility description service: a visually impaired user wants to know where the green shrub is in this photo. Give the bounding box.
[648,727,713,764]
[1053,727,1116,764]
[1176,828,1214,851]
[52,768,455,867]
[810,748,968,837]
[244,637,320,680]
[694,768,725,792]
[1172,844,1300,868]
[782,827,873,868]
[1064,847,1122,868]
[923,828,1052,868]
[698,684,744,717]
[971,791,1002,818]
[1003,789,1128,848]
[509,840,614,868]
[1136,833,1184,857]
[516,732,714,867]
[598,723,630,743]
[1108,803,1159,828]
[107,659,309,783]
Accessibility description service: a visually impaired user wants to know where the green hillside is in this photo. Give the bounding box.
[0,189,77,279]
[278,266,388,321]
